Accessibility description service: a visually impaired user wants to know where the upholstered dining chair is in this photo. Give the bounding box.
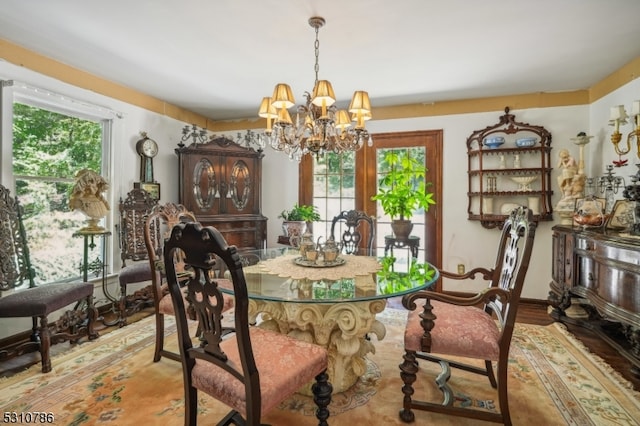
[116,187,157,326]
[0,184,98,373]
[330,209,375,255]
[144,202,233,363]
[164,222,332,426]
[399,206,536,425]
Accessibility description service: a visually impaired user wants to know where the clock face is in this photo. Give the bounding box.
[142,138,158,157]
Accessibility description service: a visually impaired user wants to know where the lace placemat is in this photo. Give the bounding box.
[258,254,381,280]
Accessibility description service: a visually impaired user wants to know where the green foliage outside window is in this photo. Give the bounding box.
[12,103,103,284]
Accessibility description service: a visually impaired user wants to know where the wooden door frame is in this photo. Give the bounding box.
[364,130,443,279]
[299,130,443,289]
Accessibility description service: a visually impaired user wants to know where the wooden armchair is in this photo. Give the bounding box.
[116,188,157,326]
[0,184,98,373]
[399,206,536,425]
[164,222,332,425]
[330,209,375,255]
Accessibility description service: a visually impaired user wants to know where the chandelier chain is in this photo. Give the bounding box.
[314,26,320,85]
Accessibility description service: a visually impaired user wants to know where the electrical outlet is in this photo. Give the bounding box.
[457,264,465,274]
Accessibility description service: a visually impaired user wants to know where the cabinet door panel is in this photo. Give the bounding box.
[192,157,219,211]
[227,158,253,213]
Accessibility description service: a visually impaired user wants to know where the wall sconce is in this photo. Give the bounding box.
[609,102,640,165]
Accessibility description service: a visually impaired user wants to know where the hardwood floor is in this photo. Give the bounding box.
[2,302,639,391]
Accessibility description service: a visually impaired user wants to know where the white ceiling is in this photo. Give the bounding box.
[2,0,640,122]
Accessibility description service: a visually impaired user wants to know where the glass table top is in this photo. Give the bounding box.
[217,247,439,304]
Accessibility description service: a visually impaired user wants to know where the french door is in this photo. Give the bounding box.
[300,130,442,280]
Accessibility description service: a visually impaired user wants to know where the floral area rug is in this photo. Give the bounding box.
[1,308,639,425]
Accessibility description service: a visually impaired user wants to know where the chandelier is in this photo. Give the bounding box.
[258,16,373,160]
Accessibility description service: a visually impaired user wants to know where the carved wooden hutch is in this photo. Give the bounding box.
[548,225,640,377]
[176,137,267,249]
[467,107,553,229]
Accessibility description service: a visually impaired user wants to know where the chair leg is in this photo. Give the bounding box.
[185,385,197,426]
[485,359,497,388]
[153,312,165,362]
[87,295,99,340]
[118,282,127,327]
[399,350,418,423]
[37,315,52,373]
[311,370,332,426]
[497,361,512,426]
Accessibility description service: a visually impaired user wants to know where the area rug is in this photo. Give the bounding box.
[1,309,639,425]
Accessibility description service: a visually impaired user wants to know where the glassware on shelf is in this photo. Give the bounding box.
[510,176,537,191]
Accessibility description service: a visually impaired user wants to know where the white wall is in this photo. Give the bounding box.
[2,60,638,303]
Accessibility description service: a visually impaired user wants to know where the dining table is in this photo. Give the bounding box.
[218,247,439,395]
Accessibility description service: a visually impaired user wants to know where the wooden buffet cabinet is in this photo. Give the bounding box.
[548,225,640,376]
[176,137,267,250]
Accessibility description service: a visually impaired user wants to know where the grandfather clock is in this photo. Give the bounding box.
[175,136,267,249]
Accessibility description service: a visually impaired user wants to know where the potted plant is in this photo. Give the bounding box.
[278,203,321,245]
[371,151,436,241]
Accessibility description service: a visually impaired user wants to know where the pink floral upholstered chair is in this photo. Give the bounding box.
[164,222,332,426]
[399,206,536,426]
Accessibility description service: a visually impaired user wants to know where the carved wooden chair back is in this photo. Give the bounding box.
[399,206,536,425]
[142,202,198,362]
[330,209,375,256]
[115,188,158,326]
[0,183,97,373]
[0,184,35,293]
[164,222,332,425]
[118,188,157,267]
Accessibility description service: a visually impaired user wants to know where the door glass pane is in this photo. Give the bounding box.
[313,152,356,238]
[374,146,427,261]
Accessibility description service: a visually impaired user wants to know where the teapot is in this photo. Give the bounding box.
[299,229,316,259]
[317,236,342,263]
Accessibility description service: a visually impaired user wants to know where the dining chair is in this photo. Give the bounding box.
[398,206,536,425]
[0,184,98,373]
[330,209,375,255]
[164,222,332,426]
[143,202,233,363]
[115,187,157,326]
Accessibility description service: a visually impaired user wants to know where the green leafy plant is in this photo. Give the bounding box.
[371,151,436,220]
[377,255,437,295]
[278,203,321,222]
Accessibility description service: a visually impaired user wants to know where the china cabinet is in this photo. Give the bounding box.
[548,225,640,377]
[176,136,267,249]
[467,107,553,229]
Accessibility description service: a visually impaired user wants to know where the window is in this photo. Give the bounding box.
[1,81,113,285]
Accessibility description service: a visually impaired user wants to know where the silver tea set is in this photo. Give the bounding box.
[299,233,342,264]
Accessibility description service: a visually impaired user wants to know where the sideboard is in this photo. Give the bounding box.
[548,225,640,377]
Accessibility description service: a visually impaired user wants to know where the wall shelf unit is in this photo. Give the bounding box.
[467,107,554,229]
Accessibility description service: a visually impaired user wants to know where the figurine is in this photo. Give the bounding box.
[69,169,110,232]
[556,149,579,196]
